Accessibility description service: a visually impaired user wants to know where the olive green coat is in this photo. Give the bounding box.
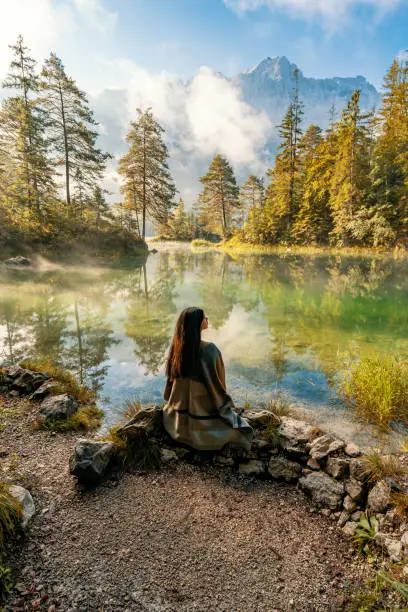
[163,341,253,451]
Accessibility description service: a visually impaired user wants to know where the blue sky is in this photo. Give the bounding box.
[0,0,407,204]
[103,0,408,88]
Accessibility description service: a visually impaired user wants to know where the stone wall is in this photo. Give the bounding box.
[69,406,408,566]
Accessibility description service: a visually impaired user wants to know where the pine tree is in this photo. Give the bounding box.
[1,36,55,216]
[41,52,109,214]
[263,70,304,242]
[198,154,239,237]
[328,89,373,245]
[292,124,333,244]
[167,197,189,239]
[238,174,264,226]
[371,59,408,240]
[118,108,176,239]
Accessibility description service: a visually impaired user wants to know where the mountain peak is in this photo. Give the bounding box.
[245,56,301,80]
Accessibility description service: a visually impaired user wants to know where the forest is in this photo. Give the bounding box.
[1,37,407,252]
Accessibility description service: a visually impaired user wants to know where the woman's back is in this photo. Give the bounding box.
[163,314,253,451]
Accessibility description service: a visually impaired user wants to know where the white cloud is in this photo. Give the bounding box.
[224,0,403,22]
[92,58,273,204]
[0,0,116,80]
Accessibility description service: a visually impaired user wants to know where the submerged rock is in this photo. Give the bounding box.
[299,471,345,510]
[8,485,35,528]
[39,394,78,421]
[70,439,116,485]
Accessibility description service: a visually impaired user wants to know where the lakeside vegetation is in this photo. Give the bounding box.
[161,59,408,252]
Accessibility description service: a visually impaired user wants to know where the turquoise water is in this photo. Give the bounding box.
[1,245,408,448]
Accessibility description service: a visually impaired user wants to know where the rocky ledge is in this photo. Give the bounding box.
[69,406,408,566]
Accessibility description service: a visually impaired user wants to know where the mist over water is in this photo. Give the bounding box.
[1,247,408,449]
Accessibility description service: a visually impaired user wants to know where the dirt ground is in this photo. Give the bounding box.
[0,395,369,612]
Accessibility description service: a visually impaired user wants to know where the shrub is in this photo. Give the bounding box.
[363,449,405,483]
[338,353,408,430]
[191,239,216,248]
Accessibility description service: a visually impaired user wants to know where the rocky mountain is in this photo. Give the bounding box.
[231,55,380,132]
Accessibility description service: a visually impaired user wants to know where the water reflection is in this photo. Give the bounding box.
[1,249,408,446]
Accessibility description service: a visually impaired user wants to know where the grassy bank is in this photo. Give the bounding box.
[218,236,408,259]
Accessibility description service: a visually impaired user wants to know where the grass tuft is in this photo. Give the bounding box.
[363,449,405,483]
[0,483,21,551]
[390,492,408,518]
[338,352,408,431]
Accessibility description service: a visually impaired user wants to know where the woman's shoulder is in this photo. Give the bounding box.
[200,341,221,358]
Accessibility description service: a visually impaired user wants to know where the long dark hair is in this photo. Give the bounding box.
[166,307,205,379]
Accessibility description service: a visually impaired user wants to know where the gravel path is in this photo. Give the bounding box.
[1,396,368,611]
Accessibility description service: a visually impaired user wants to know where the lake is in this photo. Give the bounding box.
[1,245,408,449]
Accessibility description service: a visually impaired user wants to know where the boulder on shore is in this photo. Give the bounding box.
[278,417,318,454]
[69,439,116,485]
[309,434,345,460]
[8,485,35,528]
[268,456,302,481]
[39,393,78,421]
[4,256,32,267]
[30,379,62,400]
[299,471,345,510]
[368,480,391,513]
[116,406,163,440]
[4,365,48,395]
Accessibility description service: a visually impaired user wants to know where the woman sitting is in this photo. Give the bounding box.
[163,307,253,451]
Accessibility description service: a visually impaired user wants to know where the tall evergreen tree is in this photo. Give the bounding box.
[1,36,55,216]
[292,124,333,244]
[371,59,408,240]
[118,108,176,239]
[41,53,109,213]
[328,89,373,245]
[238,174,264,226]
[263,70,304,242]
[198,154,239,237]
[167,197,190,239]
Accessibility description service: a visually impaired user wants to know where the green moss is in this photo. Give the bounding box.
[38,404,104,432]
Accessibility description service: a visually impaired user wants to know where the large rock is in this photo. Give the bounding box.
[244,409,281,430]
[8,485,35,528]
[374,533,402,562]
[4,256,31,267]
[30,379,62,400]
[299,471,345,510]
[278,417,318,454]
[238,460,265,476]
[345,479,364,501]
[39,394,78,421]
[5,365,48,395]
[368,480,391,513]
[326,457,350,480]
[117,406,163,440]
[349,459,369,482]
[268,456,302,481]
[69,439,116,485]
[309,434,345,460]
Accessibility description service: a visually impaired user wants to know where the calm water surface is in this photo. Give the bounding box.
[1,245,408,448]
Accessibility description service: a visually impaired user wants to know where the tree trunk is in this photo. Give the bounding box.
[59,83,71,207]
